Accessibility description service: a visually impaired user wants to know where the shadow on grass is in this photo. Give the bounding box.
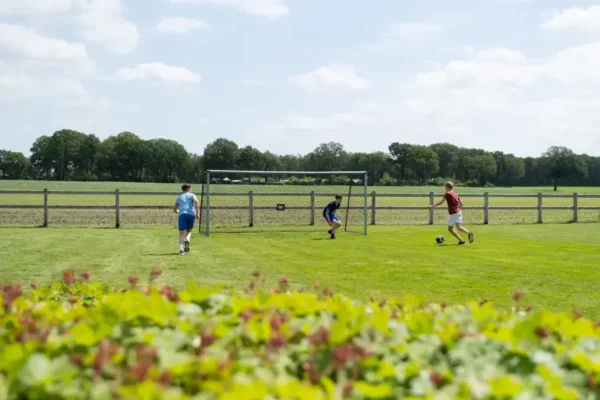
[146,253,182,257]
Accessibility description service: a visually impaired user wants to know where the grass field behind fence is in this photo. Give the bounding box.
[1,180,600,228]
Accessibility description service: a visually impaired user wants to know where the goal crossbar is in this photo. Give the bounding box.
[207,170,367,175]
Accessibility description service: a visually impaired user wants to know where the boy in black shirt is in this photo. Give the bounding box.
[323,195,342,239]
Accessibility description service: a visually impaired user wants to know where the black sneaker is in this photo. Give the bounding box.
[184,241,190,253]
[468,232,474,243]
[328,229,332,235]
[330,234,336,240]
[458,240,466,245]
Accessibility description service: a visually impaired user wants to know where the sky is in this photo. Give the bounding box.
[1,0,600,158]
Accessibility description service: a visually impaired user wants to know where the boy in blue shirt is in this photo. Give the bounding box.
[323,194,342,239]
[174,184,199,255]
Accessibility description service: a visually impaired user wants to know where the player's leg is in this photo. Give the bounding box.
[448,214,465,244]
[330,215,341,239]
[178,215,187,254]
[330,214,340,231]
[184,215,194,253]
[447,226,463,242]
[324,216,333,235]
[456,224,474,243]
[454,213,473,243]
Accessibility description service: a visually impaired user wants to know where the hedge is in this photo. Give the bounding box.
[1,270,600,399]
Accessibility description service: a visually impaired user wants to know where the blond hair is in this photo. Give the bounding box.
[445,181,454,190]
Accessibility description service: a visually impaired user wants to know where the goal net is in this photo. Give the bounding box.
[199,170,368,236]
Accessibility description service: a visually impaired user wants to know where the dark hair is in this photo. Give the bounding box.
[181,184,192,192]
[335,194,342,200]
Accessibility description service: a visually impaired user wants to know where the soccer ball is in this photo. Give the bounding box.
[436,235,445,244]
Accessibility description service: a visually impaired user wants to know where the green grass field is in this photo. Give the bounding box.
[1,224,600,317]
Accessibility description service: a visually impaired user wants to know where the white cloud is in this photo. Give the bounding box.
[541,6,600,32]
[292,64,371,92]
[113,63,202,85]
[0,0,76,15]
[401,43,600,153]
[169,0,289,19]
[157,17,209,34]
[0,23,94,73]
[79,0,139,54]
[0,0,139,54]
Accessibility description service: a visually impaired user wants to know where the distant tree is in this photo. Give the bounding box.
[467,154,498,186]
[262,151,282,171]
[146,139,190,182]
[406,145,440,183]
[429,143,459,178]
[74,134,101,179]
[185,154,204,183]
[378,172,396,186]
[308,142,348,171]
[203,138,239,170]
[347,152,389,185]
[238,146,264,170]
[47,129,88,180]
[541,146,587,191]
[0,151,30,179]
[455,148,487,182]
[278,155,303,171]
[494,152,525,187]
[388,143,412,181]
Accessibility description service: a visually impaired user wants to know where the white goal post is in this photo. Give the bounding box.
[199,170,368,236]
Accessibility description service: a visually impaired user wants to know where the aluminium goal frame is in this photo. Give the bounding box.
[203,170,368,236]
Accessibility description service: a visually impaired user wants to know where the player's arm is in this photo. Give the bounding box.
[173,201,179,213]
[459,197,464,208]
[429,197,446,208]
[194,195,200,219]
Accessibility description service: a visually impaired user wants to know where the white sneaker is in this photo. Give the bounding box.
[179,250,185,256]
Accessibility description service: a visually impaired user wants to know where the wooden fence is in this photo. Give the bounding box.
[1,190,600,228]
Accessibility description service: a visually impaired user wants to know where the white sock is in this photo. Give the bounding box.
[179,244,184,252]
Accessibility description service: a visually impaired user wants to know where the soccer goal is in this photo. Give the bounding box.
[198,170,368,236]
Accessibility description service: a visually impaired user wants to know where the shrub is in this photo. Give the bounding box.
[378,173,396,186]
[1,272,600,399]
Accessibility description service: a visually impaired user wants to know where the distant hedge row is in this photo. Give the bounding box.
[1,271,600,399]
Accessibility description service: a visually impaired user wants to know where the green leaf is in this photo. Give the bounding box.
[17,354,51,387]
[70,323,97,347]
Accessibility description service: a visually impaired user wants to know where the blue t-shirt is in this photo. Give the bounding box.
[175,192,196,216]
[323,201,340,216]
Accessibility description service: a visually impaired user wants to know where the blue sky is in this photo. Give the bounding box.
[1,0,600,157]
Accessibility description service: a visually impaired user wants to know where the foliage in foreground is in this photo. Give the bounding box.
[1,271,600,400]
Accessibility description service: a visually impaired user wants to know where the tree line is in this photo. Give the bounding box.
[0,129,598,190]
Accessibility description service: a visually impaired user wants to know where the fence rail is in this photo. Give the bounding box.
[1,189,599,228]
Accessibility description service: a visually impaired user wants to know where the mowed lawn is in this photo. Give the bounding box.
[1,224,599,317]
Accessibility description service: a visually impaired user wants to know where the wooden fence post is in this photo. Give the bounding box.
[484,192,489,225]
[371,191,376,225]
[573,192,578,223]
[43,188,48,227]
[310,191,315,225]
[115,189,120,228]
[428,192,434,225]
[249,191,254,227]
[537,193,543,224]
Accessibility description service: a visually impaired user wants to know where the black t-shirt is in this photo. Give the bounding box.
[323,201,340,216]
